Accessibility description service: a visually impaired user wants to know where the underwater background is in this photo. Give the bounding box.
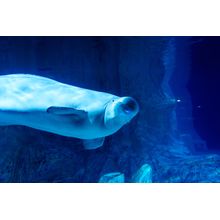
[0,36,219,183]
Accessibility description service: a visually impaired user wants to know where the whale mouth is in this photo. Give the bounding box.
[121,97,139,114]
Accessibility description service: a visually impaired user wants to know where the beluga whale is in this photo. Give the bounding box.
[0,74,139,149]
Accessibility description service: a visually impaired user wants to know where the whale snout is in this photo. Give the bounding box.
[121,97,139,115]
[104,96,139,129]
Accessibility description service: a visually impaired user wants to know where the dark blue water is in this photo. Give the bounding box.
[189,37,220,151]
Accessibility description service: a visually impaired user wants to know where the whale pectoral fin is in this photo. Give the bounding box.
[47,106,87,117]
[83,138,105,150]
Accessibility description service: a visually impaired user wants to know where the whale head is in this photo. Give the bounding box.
[104,96,139,130]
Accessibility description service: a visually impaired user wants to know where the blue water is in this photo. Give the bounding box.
[0,36,219,183]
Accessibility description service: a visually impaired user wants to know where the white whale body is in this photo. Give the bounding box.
[0,74,139,149]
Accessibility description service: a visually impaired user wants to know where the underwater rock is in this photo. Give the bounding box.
[153,153,220,183]
[98,172,125,183]
[132,164,152,183]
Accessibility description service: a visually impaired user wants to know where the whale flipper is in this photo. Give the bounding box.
[83,138,105,150]
[47,106,87,117]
